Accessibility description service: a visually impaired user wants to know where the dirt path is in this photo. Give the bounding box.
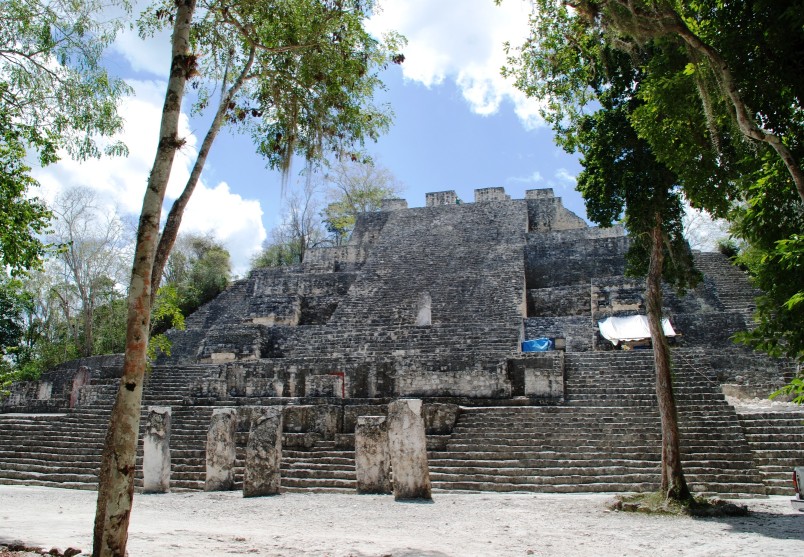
[0,486,802,556]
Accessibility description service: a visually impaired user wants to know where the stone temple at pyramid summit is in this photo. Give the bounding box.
[1,187,802,497]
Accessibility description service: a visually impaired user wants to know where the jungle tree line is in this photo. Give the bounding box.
[0,184,233,388]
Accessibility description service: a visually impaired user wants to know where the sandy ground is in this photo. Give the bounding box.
[0,486,802,556]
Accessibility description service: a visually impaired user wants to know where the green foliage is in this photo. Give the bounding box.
[147,285,185,361]
[770,374,804,405]
[0,0,131,166]
[717,238,740,259]
[140,0,404,174]
[505,0,804,369]
[251,242,299,269]
[321,158,403,245]
[0,275,30,357]
[0,111,52,275]
[161,234,231,319]
[0,0,132,276]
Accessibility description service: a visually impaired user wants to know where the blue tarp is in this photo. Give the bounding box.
[522,338,553,352]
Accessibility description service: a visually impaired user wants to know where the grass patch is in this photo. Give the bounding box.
[609,492,749,517]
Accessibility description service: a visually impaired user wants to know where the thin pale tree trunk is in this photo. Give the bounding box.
[646,213,692,502]
[92,2,196,555]
[150,46,256,306]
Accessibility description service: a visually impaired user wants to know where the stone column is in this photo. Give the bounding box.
[386,399,432,500]
[143,406,171,494]
[205,408,238,491]
[243,407,283,497]
[355,416,392,494]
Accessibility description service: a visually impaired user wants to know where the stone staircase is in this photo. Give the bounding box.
[427,349,768,497]
[693,252,759,320]
[0,408,109,490]
[0,348,794,496]
[737,411,804,495]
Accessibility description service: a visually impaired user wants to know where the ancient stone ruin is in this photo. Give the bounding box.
[1,187,802,497]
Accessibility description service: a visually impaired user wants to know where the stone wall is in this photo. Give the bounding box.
[1,354,123,413]
[528,285,591,317]
[329,200,528,327]
[525,233,629,289]
[526,195,587,233]
[524,316,593,352]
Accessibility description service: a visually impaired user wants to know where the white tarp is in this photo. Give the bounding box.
[598,315,676,345]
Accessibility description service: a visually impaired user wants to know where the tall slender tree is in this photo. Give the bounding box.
[93,2,403,554]
[505,5,702,500]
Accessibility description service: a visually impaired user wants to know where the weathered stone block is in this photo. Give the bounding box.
[343,404,386,433]
[421,403,459,435]
[205,408,238,491]
[243,407,283,497]
[143,406,171,494]
[69,366,91,409]
[283,432,322,449]
[282,404,342,439]
[386,399,431,501]
[425,190,458,206]
[508,353,565,400]
[355,416,392,494]
[382,198,408,211]
[474,187,508,202]
[306,374,344,398]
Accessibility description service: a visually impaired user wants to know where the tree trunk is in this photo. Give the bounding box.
[150,45,256,307]
[92,2,196,555]
[646,213,692,502]
[82,303,94,357]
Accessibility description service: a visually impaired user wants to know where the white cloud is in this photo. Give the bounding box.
[552,168,576,188]
[112,28,172,77]
[368,0,545,129]
[507,170,543,184]
[32,79,267,277]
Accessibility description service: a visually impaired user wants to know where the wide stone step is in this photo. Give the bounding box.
[430,480,658,493]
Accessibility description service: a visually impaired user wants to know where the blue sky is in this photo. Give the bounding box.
[32,0,590,275]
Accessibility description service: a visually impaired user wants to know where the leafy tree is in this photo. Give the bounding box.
[160,233,231,318]
[0,0,131,275]
[147,284,185,360]
[0,275,28,358]
[250,242,300,269]
[320,158,403,245]
[506,3,704,501]
[252,181,327,268]
[49,187,129,358]
[541,0,804,203]
[577,101,698,502]
[93,2,403,554]
[0,113,52,274]
[504,0,803,374]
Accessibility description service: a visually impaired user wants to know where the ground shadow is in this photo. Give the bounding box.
[693,510,804,542]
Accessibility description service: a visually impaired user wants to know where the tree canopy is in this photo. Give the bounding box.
[0,0,131,275]
[321,158,403,245]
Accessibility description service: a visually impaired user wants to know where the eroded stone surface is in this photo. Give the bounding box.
[143,406,171,494]
[206,408,238,491]
[355,416,391,494]
[386,399,431,501]
[243,408,283,497]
